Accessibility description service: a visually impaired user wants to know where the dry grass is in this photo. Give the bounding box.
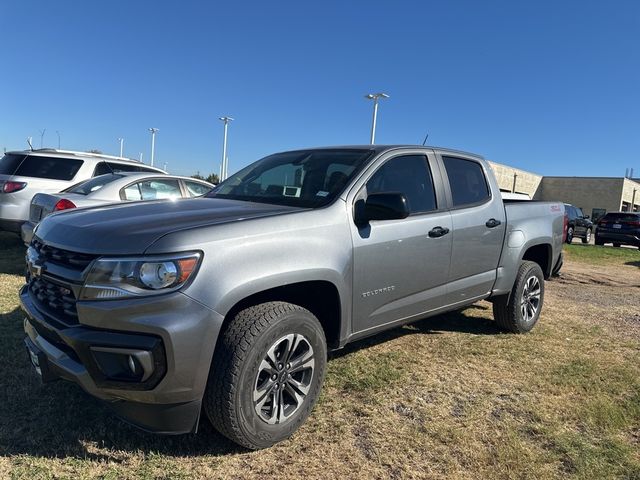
[0,232,639,479]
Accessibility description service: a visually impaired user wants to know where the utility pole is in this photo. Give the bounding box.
[512,173,518,193]
[149,128,159,166]
[139,152,144,163]
[364,93,389,144]
[163,162,168,172]
[56,131,61,149]
[118,138,124,157]
[39,129,46,148]
[219,117,233,181]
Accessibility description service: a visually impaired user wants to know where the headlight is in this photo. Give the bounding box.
[80,252,201,300]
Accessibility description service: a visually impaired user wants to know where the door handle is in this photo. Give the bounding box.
[485,218,502,228]
[428,226,450,238]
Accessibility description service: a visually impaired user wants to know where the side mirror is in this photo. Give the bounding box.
[584,215,590,219]
[355,192,410,226]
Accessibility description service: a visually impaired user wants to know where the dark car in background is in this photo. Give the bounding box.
[595,212,640,249]
[564,204,593,244]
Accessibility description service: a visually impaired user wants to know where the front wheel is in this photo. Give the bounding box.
[582,228,592,244]
[493,261,545,333]
[204,302,327,449]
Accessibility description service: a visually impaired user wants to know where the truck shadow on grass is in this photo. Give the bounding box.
[625,260,640,268]
[0,303,498,460]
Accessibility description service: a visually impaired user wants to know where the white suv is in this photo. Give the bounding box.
[0,149,165,234]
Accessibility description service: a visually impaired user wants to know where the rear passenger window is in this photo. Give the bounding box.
[442,156,490,207]
[366,155,437,214]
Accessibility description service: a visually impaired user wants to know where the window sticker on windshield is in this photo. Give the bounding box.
[316,191,329,197]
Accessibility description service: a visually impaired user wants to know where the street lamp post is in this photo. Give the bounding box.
[56,130,61,149]
[118,138,124,157]
[149,128,159,166]
[365,93,389,144]
[219,117,234,181]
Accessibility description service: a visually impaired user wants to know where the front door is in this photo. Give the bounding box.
[350,153,452,335]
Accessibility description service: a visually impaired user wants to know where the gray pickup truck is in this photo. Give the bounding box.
[21,146,565,449]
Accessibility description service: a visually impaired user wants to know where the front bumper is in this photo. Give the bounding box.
[20,284,224,434]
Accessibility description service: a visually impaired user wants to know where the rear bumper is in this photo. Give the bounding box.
[20,284,224,434]
[596,231,640,246]
[0,218,23,233]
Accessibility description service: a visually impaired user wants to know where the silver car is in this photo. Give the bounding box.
[0,149,165,234]
[21,172,213,244]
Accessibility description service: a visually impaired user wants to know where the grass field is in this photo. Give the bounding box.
[0,232,638,479]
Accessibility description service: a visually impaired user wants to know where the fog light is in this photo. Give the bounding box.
[90,347,154,383]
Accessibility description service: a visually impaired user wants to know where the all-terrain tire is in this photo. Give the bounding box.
[594,236,604,246]
[492,261,545,334]
[566,227,574,244]
[204,301,327,450]
[582,228,592,244]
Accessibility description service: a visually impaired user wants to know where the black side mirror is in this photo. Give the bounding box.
[355,192,410,226]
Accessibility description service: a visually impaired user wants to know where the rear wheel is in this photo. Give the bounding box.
[204,301,327,450]
[493,261,545,334]
[566,227,574,244]
[582,228,592,244]
[594,236,604,246]
[613,243,621,248]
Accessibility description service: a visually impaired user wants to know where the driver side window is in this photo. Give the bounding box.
[366,155,437,214]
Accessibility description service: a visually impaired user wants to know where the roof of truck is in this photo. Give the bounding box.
[278,145,485,160]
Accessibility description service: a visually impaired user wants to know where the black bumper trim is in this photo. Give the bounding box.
[21,286,167,391]
[108,399,202,435]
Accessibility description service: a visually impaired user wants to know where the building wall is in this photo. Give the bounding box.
[534,177,624,218]
[621,178,640,212]
[487,161,542,198]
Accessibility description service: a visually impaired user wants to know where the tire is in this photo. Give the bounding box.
[204,301,327,450]
[613,243,621,248]
[594,236,604,246]
[566,227,574,244]
[582,228,591,244]
[492,261,545,334]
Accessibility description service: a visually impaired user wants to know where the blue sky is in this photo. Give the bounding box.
[1,1,639,177]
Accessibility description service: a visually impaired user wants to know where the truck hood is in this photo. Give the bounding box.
[34,198,303,254]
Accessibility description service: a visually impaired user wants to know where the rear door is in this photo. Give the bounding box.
[349,151,453,335]
[438,155,506,304]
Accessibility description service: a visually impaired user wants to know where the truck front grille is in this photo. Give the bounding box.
[31,238,95,269]
[29,277,79,325]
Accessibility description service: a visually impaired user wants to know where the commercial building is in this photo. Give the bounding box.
[487,161,640,221]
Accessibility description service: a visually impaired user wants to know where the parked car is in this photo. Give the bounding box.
[564,203,593,243]
[0,149,165,234]
[594,212,640,249]
[21,173,214,244]
[21,145,565,449]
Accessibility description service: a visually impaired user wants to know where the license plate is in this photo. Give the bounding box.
[28,347,42,376]
[613,224,622,229]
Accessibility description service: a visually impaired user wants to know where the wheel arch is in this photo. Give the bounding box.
[219,279,344,349]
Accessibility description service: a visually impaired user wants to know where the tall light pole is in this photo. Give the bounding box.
[118,138,124,157]
[56,130,61,149]
[148,128,159,166]
[219,117,233,181]
[39,128,46,148]
[365,93,389,144]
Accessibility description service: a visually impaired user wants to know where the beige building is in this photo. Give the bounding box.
[488,161,543,198]
[534,177,640,220]
[487,162,640,220]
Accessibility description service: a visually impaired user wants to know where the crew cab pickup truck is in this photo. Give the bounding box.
[21,146,565,449]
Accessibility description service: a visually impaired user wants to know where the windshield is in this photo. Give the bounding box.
[601,213,639,222]
[207,149,374,208]
[63,173,124,195]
